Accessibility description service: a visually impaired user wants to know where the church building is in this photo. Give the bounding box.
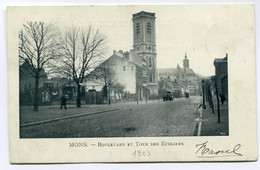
[157,53,201,95]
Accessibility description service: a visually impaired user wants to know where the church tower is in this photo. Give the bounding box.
[183,52,189,70]
[132,11,158,97]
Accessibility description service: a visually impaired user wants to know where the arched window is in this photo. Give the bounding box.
[123,66,126,71]
[136,23,140,34]
[147,22,151,34]
[149,74,153,82]
[149,58,152,67]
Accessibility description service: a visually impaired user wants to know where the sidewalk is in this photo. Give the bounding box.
[20,99,163,110]
[20,105,116,126]
[20,99,164,125]
[199,97,229,136]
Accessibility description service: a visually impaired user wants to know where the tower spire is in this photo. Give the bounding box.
[183,52,189,69]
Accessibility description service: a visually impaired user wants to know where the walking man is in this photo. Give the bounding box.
[60,95,67,110]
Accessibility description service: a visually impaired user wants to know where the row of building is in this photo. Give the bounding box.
[19,50,202,105]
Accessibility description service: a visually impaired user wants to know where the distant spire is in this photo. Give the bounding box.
[185,52,187,59]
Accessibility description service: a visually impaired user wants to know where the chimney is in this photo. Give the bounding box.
[124,52,129,61]
[119,50,123,54]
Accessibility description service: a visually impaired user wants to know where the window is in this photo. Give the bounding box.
[149,58,152,67]
[43,83,52,88]
[131,66,134,71]
[147,22,151,34]
[149,74,153,82]
[123,66,126,71]
[136,23,140,34]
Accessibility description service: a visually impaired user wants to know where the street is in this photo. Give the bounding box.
[20,96,201,138]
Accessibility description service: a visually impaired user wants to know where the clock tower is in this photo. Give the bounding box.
[132,11,158,97]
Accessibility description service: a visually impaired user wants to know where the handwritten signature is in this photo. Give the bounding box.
[195,141,243,158]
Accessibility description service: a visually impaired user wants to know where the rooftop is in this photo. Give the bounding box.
[214,57,227,65]
[133,11,155,19]
[214,53,228,65]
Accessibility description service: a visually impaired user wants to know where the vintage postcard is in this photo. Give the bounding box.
[7,5,257,163]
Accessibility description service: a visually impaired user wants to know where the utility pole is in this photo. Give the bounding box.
[201,80,206,109]
[209,86,214,114]
[215,78,220,123]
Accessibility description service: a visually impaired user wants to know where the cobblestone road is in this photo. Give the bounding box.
[20,96,201,138]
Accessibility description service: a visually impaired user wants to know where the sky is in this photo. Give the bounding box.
[13,5,255,77]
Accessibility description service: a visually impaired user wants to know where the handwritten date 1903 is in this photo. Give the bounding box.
[195,141,243,158]
[132,150,151,157]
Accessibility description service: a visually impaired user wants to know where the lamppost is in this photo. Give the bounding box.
[143,84,147,103]
[201,80,206,109]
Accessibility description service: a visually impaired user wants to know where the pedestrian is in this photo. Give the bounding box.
[60,95,67,110]
[219,94,226,105]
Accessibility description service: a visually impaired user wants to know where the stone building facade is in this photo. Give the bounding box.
[132,11,158,97]
[214,53,228,100]
[85,50,143,102]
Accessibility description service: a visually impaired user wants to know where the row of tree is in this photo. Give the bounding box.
[19,21,107,111]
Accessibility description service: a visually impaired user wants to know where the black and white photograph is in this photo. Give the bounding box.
[18,7,229,138]
[6,4,257,163]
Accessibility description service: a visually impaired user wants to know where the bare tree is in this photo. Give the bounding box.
[87,59,117,104]
[58,26,107,107]
[111,82,125,94]
[87,59,116,85]
[19,21,61,111]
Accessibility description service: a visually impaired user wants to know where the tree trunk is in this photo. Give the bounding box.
[33,75,40,112]
[77,84,81,108]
